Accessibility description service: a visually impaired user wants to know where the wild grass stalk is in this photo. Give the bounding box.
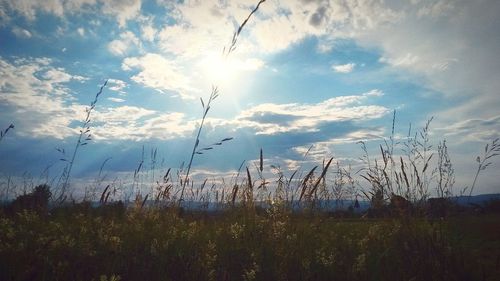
[58,80,107,202]
[84,157,112,202]
[179,0,266,202]
[180,86,219,202]
[436,140,454,198]
[0,123,14,144]
[468,138,500,198]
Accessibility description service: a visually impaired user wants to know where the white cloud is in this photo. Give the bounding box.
[0,57,87,138]
[332,63,356,73]
[379,53,419,67]
[417,0,455,18]
[0,0,99,21]
[141,24,156,42]
[156,0,256,59]
[0,56,195,141]
[252,15,308,53]
[107,31,140,56]
[238,58,265,71]
[1,0,136,27]
[436,115,500,143]
[122,53,193,99]
[2,0,63,20]
[231,90,389,135]
[101,0,141,28]
[92,110,196,141]
[77,27,85,36]
[93,105,154,124]
[11,26,32,38]
[246,0,402,54]
[107,79,128,94]
[158,24,224,59]
[42,69,73,84]
[108,97,125,103]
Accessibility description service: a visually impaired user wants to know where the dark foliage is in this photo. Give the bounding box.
[7,184,51,215]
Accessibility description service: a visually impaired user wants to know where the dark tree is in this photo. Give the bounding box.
[9,184,52,215]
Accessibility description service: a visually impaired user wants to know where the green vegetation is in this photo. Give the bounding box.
[1,1,499,280]
[1,204,499,281]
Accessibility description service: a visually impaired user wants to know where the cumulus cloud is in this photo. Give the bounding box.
[332,63,355,73]
[11,26,32,38]
[0,56,196,141]
[107,31,140,56]
[107,79,128,94]
[141,24,156,42]
[122,53,193,99]
[287,127,385,167]
[108,97,125,103]
[92,109,196,141]
[101,0,141,28]
[247,0,401,54]
[157,0,260,58]
[231,90,388,135]
[0,57,86,138]
[0,0,100,21]
[379,53,419,67]
[77,27,85,36]
[436,115,500,143]
[355,1,500,100]
[252,15,308,53]
[417,0,455,18]
[0,0,137,27]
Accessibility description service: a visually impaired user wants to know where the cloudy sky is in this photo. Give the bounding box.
[0,0,499,197]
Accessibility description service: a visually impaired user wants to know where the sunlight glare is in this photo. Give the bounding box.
[199,52,238,87]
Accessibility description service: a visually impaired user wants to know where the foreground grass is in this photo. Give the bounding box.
[0,205,498,281]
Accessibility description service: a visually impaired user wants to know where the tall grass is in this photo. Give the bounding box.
[179,1,266,202]
[0,0,498,213]
[469,138,500,197]
[57,80,107,202]
[1,1,500,279]
[0,123,14,144]
[1,201,497,281]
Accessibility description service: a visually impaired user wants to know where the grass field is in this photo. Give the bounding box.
[1,204,499,281]
[1,2,499,281]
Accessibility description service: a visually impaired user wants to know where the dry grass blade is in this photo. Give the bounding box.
[299,166,317,202]
[99,184,110,204]
[287,169,298,187]
[468,138,500,198]
[224,0,266,56]
[231,184,239,206]
[246,167,253,191]
[141,194,149,209]
[412,162,421,187]
[59,80,107,202]
[259,148,263,172]
[303,144,313,159]
[104,190,111,204]
[400,157,410,188]
[0,123,14,143]
[310,157,334,197]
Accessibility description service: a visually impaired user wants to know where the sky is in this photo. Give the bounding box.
[0,0,499,199]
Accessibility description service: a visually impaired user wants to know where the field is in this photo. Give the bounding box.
[2,1,500,281]
[1,204,499,281]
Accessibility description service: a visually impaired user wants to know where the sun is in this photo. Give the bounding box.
[199,52,239,87]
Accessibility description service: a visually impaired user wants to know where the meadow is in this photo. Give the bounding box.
[1,201,500,281]
[1,1,500,280]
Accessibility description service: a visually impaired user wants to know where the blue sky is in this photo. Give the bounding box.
[0,0,499,198]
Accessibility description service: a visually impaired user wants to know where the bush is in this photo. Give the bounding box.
[8,184,51,216]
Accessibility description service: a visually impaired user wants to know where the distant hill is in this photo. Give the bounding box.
[450,193,500,205]
[2,193,499,211]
